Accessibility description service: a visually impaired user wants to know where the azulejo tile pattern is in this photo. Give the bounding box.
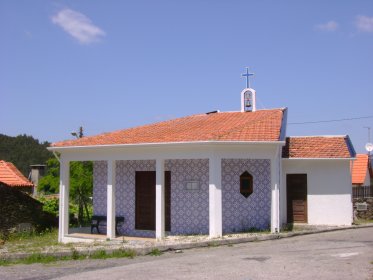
[93,158,271,237]
[166,159,209,235]
[222,159,271,233]
[93,159,209,237]
[93,160,156,237]
[92,161,107,216]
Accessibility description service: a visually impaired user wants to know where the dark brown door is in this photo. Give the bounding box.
[135,171,171,231]
[287,174,307,223]
[164,171,171,231]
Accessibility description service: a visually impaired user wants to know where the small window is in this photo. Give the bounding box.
[240,171,253,198]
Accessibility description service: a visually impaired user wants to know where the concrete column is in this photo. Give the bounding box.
[59,158,70,242]
[155,159,165,239]
[271,147,281,233]
[107,160,116,239]
[209,155,222,238]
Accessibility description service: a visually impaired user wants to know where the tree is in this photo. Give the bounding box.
[70,161,93,225]
[38,157,60,194]
[0,134,52,176]
[38,157,93,226]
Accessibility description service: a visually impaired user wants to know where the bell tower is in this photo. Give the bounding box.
[240,67,256,112]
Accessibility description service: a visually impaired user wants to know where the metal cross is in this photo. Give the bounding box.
[241,67,254,88]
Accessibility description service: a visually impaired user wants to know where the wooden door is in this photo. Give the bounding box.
[287,174,307,223]
[164,171,171,231]
[135,171,171,231]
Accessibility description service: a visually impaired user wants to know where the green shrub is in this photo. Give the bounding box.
[38,197,59,216]
[91,250,108,259]
[149,248,162,256]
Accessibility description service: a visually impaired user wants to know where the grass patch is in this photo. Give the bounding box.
[111,249,136,259]
[207,241,219,247]
[353,219,373,225]
[90,249,136,259]
[242,227,271,233]
[91,250,108,259]
[281,224,294,232]
[3,228,59,253]
[23,253,58,264]
[149,248,162,256]
[0,248,137,266]
[71,249,84,260]
[0,259,11,266]
[0,253,59,266]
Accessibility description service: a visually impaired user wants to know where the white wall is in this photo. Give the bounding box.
[282,159,353,226]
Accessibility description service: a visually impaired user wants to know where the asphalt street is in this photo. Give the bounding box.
[1,227,372,280]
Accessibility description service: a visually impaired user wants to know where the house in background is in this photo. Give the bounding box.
[352,154,372,187]
[49,86,355,243]
[0,161,57,234]
[0,160,34,194]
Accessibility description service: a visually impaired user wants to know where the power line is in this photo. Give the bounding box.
[288,115,373,125]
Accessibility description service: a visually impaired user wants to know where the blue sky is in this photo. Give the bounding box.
[1,1,373,153]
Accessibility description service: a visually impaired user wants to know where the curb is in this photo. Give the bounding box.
[2,223,373,262]
[153,223,373,252]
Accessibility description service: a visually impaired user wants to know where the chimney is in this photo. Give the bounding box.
[29,164,46,196]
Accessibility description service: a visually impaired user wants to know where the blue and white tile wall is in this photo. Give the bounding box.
[93,158,271,237]
[166,159,209,235]
[93,159,209,237]
[222,159,271,233]
[92,160,107,216]
[93,160,156,237]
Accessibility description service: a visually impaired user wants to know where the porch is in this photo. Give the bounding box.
[64,227,156,243]
[57,143,282,243]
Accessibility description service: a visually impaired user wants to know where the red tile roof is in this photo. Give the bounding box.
[282,136,354,159]
[0,160,34,188]
[351,154,369,185]
[52,109,286,148]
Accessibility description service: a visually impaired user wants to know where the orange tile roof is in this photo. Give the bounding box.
[0,160,34,188]
[52,109,286,147]
[351,154,369,185]
[282,136,354,159]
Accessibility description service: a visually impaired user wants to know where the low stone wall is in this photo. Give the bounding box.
[0,185,57,237]
[353,198,373,220]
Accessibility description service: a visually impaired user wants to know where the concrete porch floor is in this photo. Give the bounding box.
[64,227,156,243]
[66,232,155,242]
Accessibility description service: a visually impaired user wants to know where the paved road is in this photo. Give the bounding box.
[1,227,372,280]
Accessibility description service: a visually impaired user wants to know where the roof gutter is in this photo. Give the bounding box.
[282,157,355,161]
[48,140,286,152]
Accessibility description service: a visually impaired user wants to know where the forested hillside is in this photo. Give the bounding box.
[0,134,52,176]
